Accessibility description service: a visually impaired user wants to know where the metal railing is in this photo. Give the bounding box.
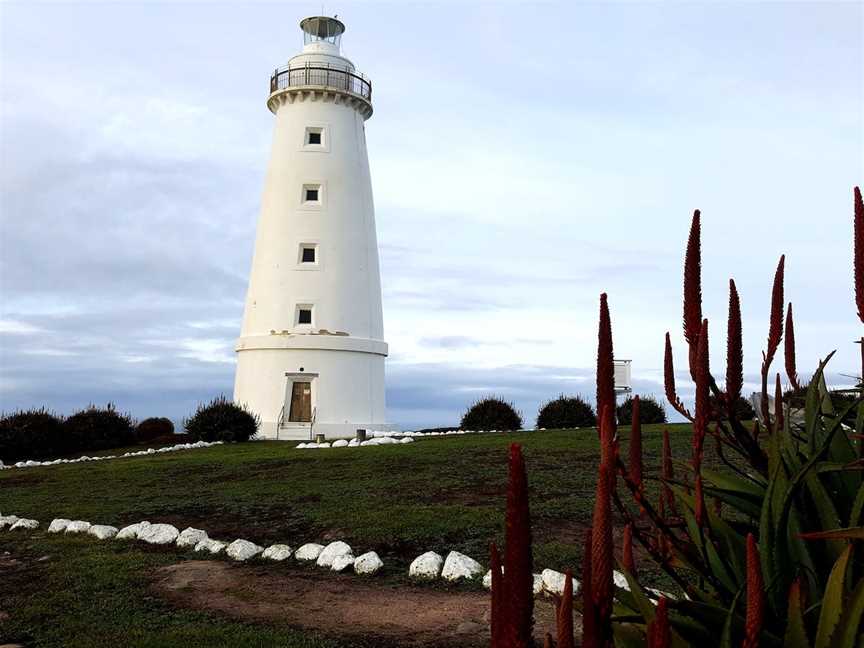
[270,63,372,102]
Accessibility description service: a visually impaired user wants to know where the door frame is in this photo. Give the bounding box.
[281,372,319,440]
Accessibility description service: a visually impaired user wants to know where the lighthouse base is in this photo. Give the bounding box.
[234,339,389,441]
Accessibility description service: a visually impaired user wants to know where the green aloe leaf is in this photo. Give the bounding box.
[719,588,744,648]
[814,544,852,648]
[784,579,810,648]
[700,467,766,498]
[805,354,836,453]
[833,576,864,648]
[798,526,864,541]
[802,471,845,560]
[850,485,864,528]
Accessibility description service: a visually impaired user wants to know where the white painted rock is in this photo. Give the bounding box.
[10,518,39,530]
[226,539,264,561]
[48,518,71,533]
[176,527,208,548]
[541,569,566,595]
[354,551,383,575]
[194,538,227,554]
[441,551,484,581]
[89,525,118,540]
[116,522,145,540]
[613,570,631,591]
[262,544,293,561]
[331,553,355,572]
[533,573,545,595]
[331,439,349,448]
[295,543,325,562]
[316,541,353,568]
[409,551,444,580]
[400,437,414,444]
[483,569,495,589]
[0,515,20,530]
[139,523,179,545]
[65,520,92,535]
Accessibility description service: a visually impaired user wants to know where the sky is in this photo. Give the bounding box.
[1,0,862,430]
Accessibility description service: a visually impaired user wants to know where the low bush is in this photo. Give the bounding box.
[63,403,136,452]
[616,394,666,424]
[184,396,259,442]
[0,408,65,463]
[535,394,596,429]
[136,417,175,443]
[709,393,756,420]
[460,397,523,431]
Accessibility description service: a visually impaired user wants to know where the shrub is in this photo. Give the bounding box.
[0,408,65,463]
[536,394,596,429]
[460,397,522,431]
[184,395,259,442]
[616,394,666,424]
[63,403,136,452]
[135,417,175,443]
[709,393,756,420]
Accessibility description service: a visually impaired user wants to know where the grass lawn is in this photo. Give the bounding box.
[0,424,695,647]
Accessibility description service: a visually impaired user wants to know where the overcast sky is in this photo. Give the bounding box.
[1,1,862,429]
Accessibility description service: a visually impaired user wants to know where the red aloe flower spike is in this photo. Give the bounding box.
[597,293,616,439]
[664,333,692,419]
[629,396,643,505]
[622,523,635,575]
[726,279,743,410]
[544,633,554,648]
[692,319,710,474]
[489,542,503,647]
[648,597,671,648]
[591,461,614,647]
[598,404,617,484]
[503,443,533,647]
[743,534,765,648]
[784,303,801,391]
[694,476,705,527]
[556,570,575,648]
[761,255,785,424]
[774,374,784,433]
[581,528,597,648]
[855,187,863,324]
[683,210,703,381]
[662,427,676,514]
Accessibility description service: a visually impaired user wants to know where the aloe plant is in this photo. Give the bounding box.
[490,187,864,647]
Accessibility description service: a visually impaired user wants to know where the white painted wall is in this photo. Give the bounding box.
[235,23,389,440]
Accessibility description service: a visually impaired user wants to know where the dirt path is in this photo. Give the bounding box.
[153,561,567,647]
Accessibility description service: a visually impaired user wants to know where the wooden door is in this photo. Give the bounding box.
[288,382,312,422]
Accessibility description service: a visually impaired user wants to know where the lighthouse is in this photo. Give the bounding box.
[234,16,389,440]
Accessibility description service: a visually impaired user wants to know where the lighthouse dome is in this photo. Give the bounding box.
[288,16,355,70]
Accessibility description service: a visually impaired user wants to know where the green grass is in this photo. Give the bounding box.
[0,424,695,646]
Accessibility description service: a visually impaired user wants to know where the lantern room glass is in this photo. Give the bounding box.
[300,17,345,48]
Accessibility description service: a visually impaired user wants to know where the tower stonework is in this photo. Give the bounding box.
[234,16,389,440]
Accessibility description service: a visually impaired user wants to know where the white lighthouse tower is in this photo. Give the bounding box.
[234,16,389,440]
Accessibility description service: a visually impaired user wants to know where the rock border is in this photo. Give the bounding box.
[1,510,673,602]
[0,440,224,471]
[295,428,544,449]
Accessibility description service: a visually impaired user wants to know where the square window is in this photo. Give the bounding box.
[307,131,322,145]
[305,188,319,202]
[301,247,316,263]
[298,308,312,325]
